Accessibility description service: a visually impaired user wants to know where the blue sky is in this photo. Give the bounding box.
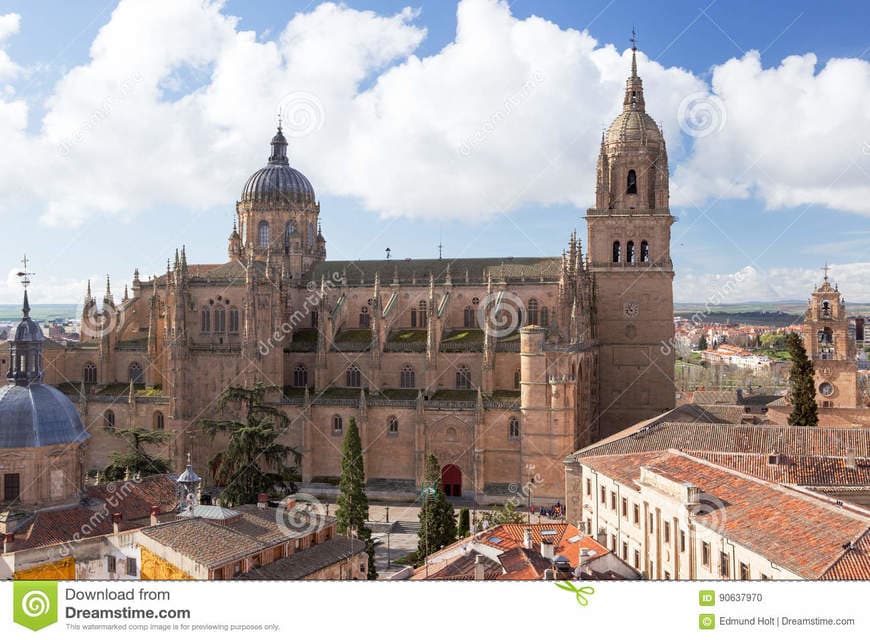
[0,0,868,304]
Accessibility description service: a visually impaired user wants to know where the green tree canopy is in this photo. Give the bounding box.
[786,332,818,426]
[416,454,457,563]
[103,426,172,481]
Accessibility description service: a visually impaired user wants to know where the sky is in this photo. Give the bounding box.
[0,0,868,305]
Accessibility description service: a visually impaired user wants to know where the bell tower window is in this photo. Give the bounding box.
[627,241,636,264]
[641,240,650,263]
[257,221,270,247]
[627,169,637,194]
[612,241,622,263]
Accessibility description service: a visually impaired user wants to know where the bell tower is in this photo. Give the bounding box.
[586,37,675,436]
[804,266,859,408]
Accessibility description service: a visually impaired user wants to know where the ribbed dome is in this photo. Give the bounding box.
[241,126,316,205]
[0,384,89,448]
[606,109,663,146]
[12,316,43,343]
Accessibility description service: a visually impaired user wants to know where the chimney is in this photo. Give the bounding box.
[257,493,269,509]
[846,449,857,471]
[149,505,160,526]
[543,568,556,580]
[540,537,554,561]
[112,512,122,535]
[684,483,702,507]
[473,554,485,581]
[2,533,14,553]
[523,527,533,550]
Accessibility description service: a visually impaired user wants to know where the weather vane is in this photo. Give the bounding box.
[822,262,830,282]
[16,254,34,290]
[630,26,637,50]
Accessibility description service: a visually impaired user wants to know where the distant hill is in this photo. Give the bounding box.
[0,304,78,322]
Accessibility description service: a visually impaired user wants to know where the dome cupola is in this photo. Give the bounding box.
[240,125,316,205]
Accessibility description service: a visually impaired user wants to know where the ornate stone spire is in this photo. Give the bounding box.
[623,29,645,112]
[268,121,289,166]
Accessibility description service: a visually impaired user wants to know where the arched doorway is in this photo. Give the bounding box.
[441,464,462,497]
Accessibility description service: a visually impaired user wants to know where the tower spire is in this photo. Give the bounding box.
[623,28,645,112]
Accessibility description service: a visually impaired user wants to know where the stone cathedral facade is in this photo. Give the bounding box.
[40,49,674,504]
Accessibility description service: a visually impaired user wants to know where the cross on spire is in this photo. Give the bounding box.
[16,254,34,290]
[822,262,830,282]
[630,26,638,51]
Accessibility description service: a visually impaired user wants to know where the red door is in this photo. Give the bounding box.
[441,465,461,497]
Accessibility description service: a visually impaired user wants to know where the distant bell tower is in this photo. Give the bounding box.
[804,265,859,408]
[586,35,675,436]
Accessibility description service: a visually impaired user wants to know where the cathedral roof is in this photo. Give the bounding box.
[605,46,663,147]
[0,383,89,448]
[240,125,316,206]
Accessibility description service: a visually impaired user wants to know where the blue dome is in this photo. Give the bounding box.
[0,384,89,448]
[241,127,316,205]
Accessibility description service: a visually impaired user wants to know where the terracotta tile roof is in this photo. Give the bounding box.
[821,532,870,580]
[580,451,870,578]
[85,475,179,523]
[410,551,502,581]
[695,452,870,486]
[573,422,870,460]
[475,523,609,568]
[494,547,552,580]
[238,536,367,580]
[141,518,266,569]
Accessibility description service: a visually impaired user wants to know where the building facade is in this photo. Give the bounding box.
[40,48,675,503]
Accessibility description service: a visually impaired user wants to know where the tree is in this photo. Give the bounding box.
[786,332,818,426]
[103,426,172,481]
[201,383,300,506]
[335,418,378,580]
[416,454,457,563]
[458,508,471,538]
[484,501,525,526]
[697,334,708,351]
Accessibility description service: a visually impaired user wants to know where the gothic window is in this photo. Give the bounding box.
[104,410,115,429]
[346,365,361,388]
[528,298,539,325]
[257,221,270,247]
[308,222,315,248]
[128,362,144,384]
[612,241,622,263]
[509,417,520,440]
[821,301,832,319]
[214,307,226,333]
[388,416,399,435]
[418,300,428,326]
[285,221,296,242]
[332,415,343,435]
[640,240,650,263]
[627,241,636,264]
[293,364,308,388]
[627,169,637,194]
[201,308,210,333]
[455,365,472,390]
[514,368,521,390]
[153,411,164,431]
[83,362,97,384]
[400,365,416,389]
[228,308,240,334]
[410,308,417,327]
[463,306,475,328]
[359,306,370,328]
[540,307,549,327]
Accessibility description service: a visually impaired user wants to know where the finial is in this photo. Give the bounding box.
[16,254,34,291]
[822,262,830,282]
[187,452,192,466]
[630,27,638,79]
[22,289,30,318]
[277,109,283,132]
[630,26,638,51]
[105,274,111,296]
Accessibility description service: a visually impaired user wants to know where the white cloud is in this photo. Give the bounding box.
[672,52,870,214]
[675,263,870,303]
[0,13,21,80]
[1,268,88,306]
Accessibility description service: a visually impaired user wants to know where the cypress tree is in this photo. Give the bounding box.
[416,454,457,562]
[787,332,818,426]
[458,508,470,537]
[335,417,378,579]
[698,334,708,351]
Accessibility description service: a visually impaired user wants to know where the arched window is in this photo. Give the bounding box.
[228,308,240,334]
[257,221,270,247]
[200,308,210,333]
[293,364,308,388]
[308,222,315,248]
[153,411,164,431]
[455,365,472,390]
[214,307,226,333]
[463,306,475,328]
[540,307,549,327]
[104,410,115,429]
[332,415,343,435]
[514,368,521,390]
[527,298,539,325]
[509,417,520,440]
[613,241,622,263]
[627,169,637,194]
[418,300,428,326]
[821,301,832,318]
[388,416,399,435]
[285,220,296,242]
[359,306,370,328]
[627,241,636,264]
[400,365,415,389]
[818,327,835,359]
[640,240,649,263]
[346,365,361,388]
[83,362,97,384]
[128,362,143,384]
[410,308,417,327]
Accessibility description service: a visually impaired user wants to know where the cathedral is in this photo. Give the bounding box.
[37,47,675,505]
